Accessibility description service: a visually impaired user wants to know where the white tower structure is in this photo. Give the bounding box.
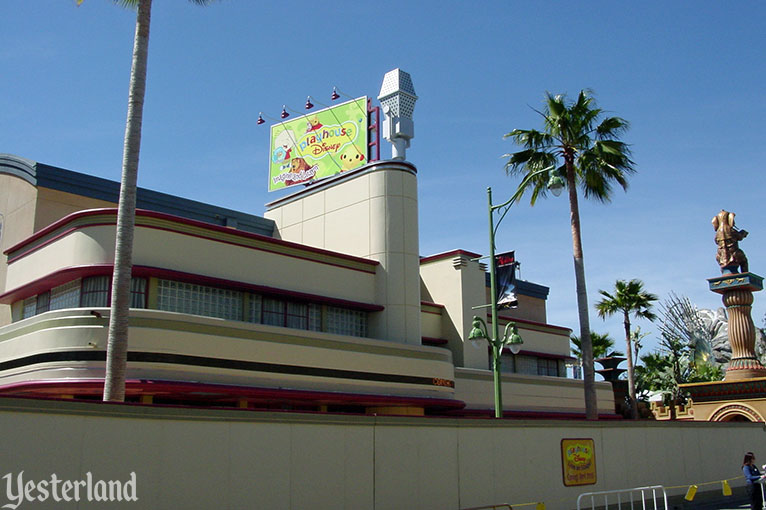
[377,69,418,160]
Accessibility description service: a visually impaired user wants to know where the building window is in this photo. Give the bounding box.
[500,352,516,373]
[260,297,310,329]
[131,278,147,308]
[325,306,367,337]
[262,298,286,326]
[50,280,82,310]
[287,301,308,329]
[514,354,537,375]
[247,294,262,323]
[308,304,322,332]
[157,279,242,321]
[36,291,51,314]
[15,275,368,337]
[22,297,37,319]
[537,358,560,377]
[81,276,110,307]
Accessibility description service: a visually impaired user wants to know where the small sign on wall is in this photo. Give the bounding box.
[561,438,597,486]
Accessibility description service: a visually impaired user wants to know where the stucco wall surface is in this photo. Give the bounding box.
[0,397,760,510]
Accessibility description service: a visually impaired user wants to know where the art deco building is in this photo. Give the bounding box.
[0,153,615,417]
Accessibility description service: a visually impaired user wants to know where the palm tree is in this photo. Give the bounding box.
[571,331,620,379]
[595,279,657,419]
[504,91,635,420]
[94,0,211,402]
[571,331,619,364]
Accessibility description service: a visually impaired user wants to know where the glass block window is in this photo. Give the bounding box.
[515,354,538,376]
[157,279,242,321]
[130,278,147,309]
[36,291,50,314]
[500,353,516,373]
[308,304,322,331]
[50,280,82,310]
[325,306,367,337]
[81,276,110,307]
[22,297,37,319]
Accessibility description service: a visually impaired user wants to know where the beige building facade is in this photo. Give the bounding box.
[0,153,615,417]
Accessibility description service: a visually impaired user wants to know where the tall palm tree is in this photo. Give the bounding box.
[595,279,657,419]
[97,0,211,402]
[504,91,635,420]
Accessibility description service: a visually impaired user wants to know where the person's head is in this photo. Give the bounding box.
[744,452,756,466]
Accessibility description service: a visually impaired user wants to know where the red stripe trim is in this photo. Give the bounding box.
[7,221,115,262]
[0,265,384,311]
[422,337,449,346]
[5,208,379,272]
[420,249,483,265]
[490,314,572,334]
[0,380,465,410]
[420,301,445,308]
[504,348,575,360]
[0,265,112,303]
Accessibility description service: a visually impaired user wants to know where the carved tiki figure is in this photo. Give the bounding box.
[712,209,749,274]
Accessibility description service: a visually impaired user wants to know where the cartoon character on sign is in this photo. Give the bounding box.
[285,157,316,186]
[338,147,365,171]
[272,130,297,164]
[566,445,592,467]
[305,116,323,133]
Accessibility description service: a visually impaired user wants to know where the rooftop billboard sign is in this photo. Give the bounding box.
[268,97,368,192]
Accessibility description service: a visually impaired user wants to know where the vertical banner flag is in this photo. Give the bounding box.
[495,250,518,309]
[268,97,369,191]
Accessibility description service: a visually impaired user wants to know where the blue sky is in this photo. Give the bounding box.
[3,1,765,359]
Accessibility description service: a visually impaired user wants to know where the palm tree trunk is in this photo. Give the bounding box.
[623,312,638,419]
[103,0,152,402]
[565,156,598,420]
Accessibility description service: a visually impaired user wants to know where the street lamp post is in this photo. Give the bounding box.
[469,168,564,418]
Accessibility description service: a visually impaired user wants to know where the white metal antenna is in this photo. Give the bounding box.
[377,69,418,160]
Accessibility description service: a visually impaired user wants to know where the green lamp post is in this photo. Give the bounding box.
[470,168,564,418]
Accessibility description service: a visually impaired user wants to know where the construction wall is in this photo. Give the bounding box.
[0,397,760,510]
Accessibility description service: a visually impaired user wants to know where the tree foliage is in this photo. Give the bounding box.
[635,293,723,418]
[657,292,714,364]
[635,334,723,408]
[595,279,657,419]
[571,331,621,362]
[504,90,635,420]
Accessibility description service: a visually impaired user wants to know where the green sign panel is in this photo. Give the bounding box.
[268,96,368,192]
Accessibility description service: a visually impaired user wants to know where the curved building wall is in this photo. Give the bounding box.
[266,161,421,345]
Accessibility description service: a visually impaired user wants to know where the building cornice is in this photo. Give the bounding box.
[0,153,275,236]
[5,208,380,275]
[419,249,482,265]
[265,160,417,211]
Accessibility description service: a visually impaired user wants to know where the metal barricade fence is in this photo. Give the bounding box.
[461,505,513,510]
[577,485,668,510]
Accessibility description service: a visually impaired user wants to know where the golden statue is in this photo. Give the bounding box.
[712,210,749,274]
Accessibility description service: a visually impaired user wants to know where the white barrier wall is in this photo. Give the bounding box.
[0,397,761,510]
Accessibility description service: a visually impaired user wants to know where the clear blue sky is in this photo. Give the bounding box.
[3,1,765,359]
